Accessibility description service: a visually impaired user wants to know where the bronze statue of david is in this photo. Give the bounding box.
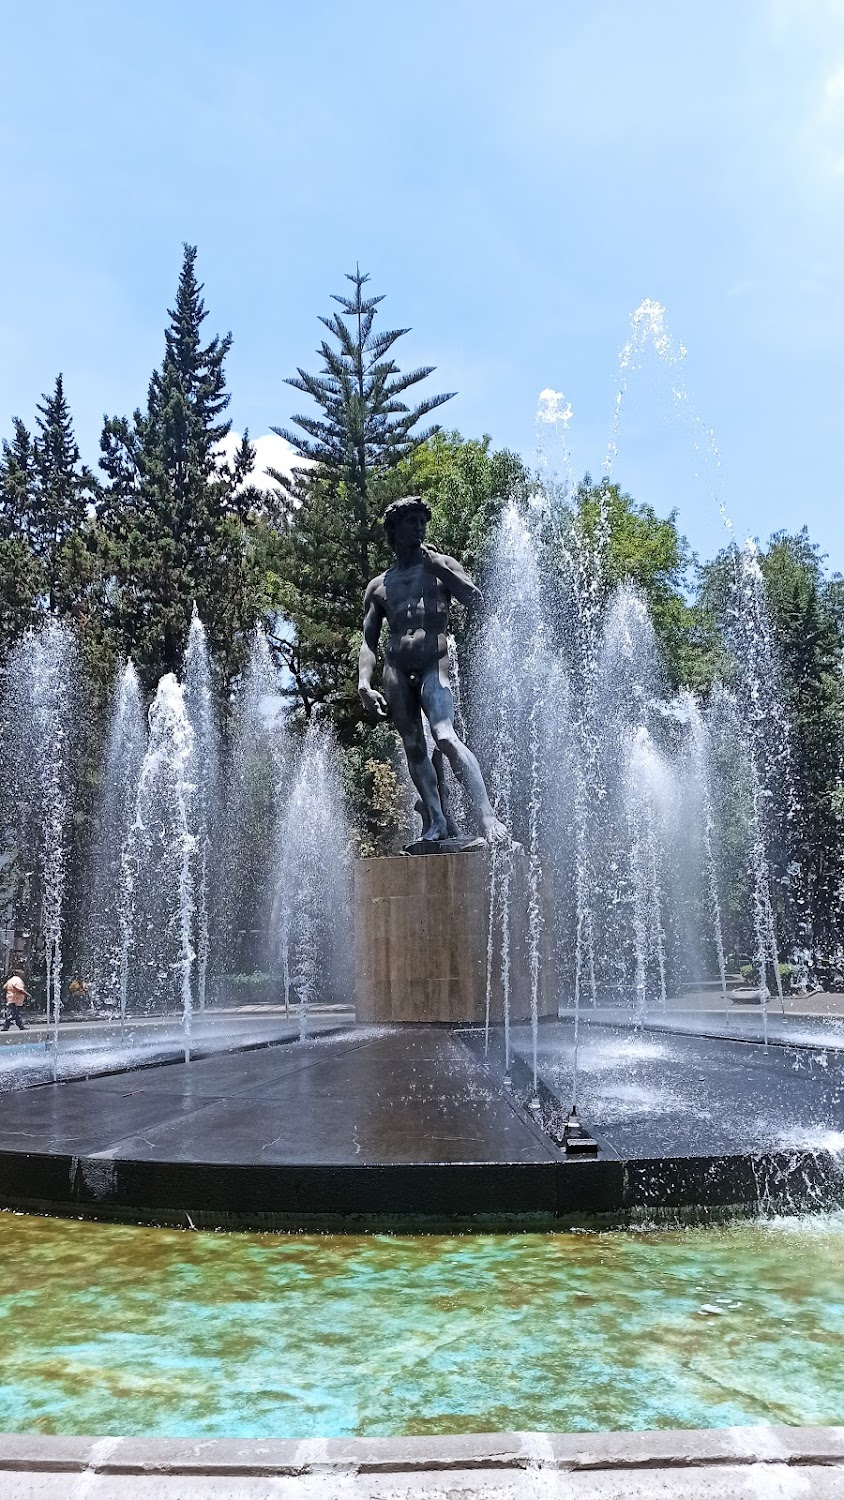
[358,496,506,848]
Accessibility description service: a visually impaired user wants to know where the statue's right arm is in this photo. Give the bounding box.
[358,583,389,721]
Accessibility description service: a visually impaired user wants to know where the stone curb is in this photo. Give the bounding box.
[1,1426,843,1477]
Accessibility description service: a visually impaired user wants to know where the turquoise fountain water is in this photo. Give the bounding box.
[2,1212,844,1439]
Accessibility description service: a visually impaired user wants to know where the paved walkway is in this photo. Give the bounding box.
[2,1428,843,1497]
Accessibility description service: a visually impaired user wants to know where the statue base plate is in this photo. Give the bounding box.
[402,835,486,856]
[354,847,555,1025]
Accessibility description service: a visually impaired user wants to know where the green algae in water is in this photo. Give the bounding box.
[1,1211,843,1438]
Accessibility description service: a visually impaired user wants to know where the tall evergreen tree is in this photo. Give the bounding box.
[31,375,98,614]
[0,418,43,654]
[0,418,38,539]
[0,384,105,664]
[99,245,261,689]
[267,269,453,728]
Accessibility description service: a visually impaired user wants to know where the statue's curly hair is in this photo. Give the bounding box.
[382,495,431,546]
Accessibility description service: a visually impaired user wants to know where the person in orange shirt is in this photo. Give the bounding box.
[2,975,28,1031]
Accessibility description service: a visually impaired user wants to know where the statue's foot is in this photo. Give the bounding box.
[481,814,509,845]
[421,816,449,842]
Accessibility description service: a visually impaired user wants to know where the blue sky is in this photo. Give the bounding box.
[3,0,844,569]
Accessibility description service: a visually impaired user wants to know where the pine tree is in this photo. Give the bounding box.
[31,375,98,614]
[0,418,38,539]
[0,418,43,654]
[267,269,453,728]
[0,386,107,666]
[99,245,261,689]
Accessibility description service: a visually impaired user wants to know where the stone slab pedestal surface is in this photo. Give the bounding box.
[354,847,555,1025]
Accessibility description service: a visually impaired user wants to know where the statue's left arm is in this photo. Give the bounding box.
[421,546,483,610]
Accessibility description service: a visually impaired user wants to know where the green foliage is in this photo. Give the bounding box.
[757,531,844,947]
[98,245,263,691]
[31,375,99,614]
[342,721,410,858]
[0,419,43,651]
[0,417,38,537]
[0,539,43,657]
[403,429,530,579]
[0,385,102,660]
[740,961,792,988]
[564,477,706,690]
[271,267,453,557]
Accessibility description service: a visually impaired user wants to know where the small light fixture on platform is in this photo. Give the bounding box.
[562,1106,598,1156]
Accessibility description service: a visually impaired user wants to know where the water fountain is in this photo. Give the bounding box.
[217,627,291,985]
[0,301,838,1232]
[0,618,352,1090]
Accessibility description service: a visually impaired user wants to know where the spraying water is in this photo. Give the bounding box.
[272,723,351,1039]
[2,623,78,1068]
[85,661,147,1027]
[183,610,220,1015]
[727,542,799,1041]
[219,628,290,979]
[124,675,197,1061]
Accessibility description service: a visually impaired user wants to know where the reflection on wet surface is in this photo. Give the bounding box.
[508,1020,844,1158]
[0,1013,352,1092]
[1,1210,844,1437]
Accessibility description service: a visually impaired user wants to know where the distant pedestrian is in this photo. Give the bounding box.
[2,976,28,1031]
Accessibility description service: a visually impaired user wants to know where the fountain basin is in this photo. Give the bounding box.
[2,1211,844,1437]
[0,1024,839,1227]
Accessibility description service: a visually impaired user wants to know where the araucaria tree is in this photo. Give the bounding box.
[98,245,261,690]
[266,268,454,728]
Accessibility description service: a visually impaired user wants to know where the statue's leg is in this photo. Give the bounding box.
[431,746,461,838]
[421,665,508,843]
[383,663,448,841]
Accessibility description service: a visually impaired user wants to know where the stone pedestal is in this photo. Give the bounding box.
[354,847,555,1025]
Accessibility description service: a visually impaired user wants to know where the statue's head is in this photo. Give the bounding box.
[382,496,431,551]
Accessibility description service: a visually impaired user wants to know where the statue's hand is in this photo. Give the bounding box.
[359,684,389,722]
[420,544,451,585]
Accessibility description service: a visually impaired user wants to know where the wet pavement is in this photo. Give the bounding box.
[0,1009,353,1091]
[0,1028,551,1166]
[506,1018,844,1159]
[0,1021,839,1222]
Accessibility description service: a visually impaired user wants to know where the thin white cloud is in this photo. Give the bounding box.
[218,431,301,493]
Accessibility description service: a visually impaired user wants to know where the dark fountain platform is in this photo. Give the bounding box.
[0,1018,842,1228]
